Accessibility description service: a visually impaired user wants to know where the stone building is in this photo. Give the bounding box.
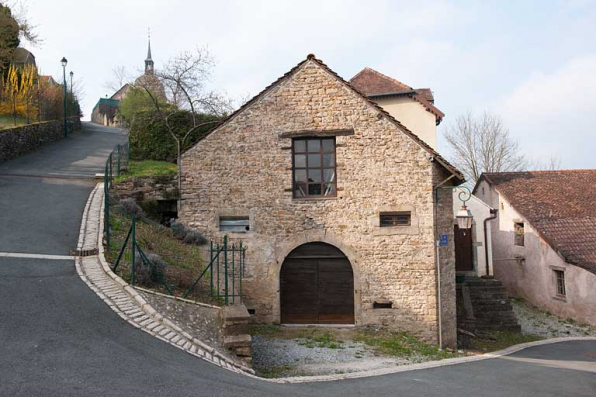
[475,170,596,326]
[92,36,164,127]
[179,55,464,348]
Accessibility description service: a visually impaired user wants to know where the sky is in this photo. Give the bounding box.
[22,0,596,169]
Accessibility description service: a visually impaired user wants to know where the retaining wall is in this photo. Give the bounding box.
[0,117,81,162]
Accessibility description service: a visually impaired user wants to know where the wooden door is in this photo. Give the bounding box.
[454,225,474,271]
[280,243,354,324]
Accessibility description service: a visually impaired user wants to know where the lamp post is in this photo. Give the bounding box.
[61,57,68,137]
[69,71,74,93]
[436,185,473,230]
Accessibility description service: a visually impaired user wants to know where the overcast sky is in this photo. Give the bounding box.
[23,0,596,169]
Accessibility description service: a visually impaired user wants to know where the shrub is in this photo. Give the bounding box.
[170,219,207,246]
[119,198,146,219]
[135,252,167,285]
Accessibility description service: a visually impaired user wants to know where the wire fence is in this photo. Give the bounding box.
[102,143,244,305]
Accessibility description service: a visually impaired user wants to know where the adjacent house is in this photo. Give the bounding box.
[474,170,596,326]
[179,54,465,348]
[349,67,444,150]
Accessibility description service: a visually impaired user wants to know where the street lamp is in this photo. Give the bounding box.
[69,71,74,93]
[61,57,68,137]
[436,185,474,230]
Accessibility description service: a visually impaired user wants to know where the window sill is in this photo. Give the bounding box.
[552,295,567,302]
[373,226,419,236]
[292,196,338,202]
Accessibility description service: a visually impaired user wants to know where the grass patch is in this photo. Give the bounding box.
[355,329,458,360]
[115,160,177,182]
[298,331,344,349]
[249,324,282,338]
[469,330,542,353]
[257,364,295,378]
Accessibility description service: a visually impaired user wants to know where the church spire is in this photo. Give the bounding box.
[144,28,154,75]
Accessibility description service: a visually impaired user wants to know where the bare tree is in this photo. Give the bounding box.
[103,65,131,93]
[532,155,562,171]
[444,111,527,183]
[7,0,41,46]
[139,48,233,209]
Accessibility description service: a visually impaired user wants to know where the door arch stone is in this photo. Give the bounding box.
[280,242,354,324]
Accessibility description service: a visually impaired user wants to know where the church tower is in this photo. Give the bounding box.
[144,33,154,75]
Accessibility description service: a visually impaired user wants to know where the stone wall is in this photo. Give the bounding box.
[179,59,457,347]
[113,176,178,201]
[0,117,81,162]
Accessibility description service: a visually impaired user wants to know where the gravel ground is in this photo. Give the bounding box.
[252,329,436,378]
[512,298,596,338]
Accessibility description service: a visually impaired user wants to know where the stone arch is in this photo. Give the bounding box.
[273,233,362,325]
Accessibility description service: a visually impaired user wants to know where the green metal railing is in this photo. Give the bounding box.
[104,140,130,248]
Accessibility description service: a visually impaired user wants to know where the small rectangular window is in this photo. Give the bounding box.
[514,222,524,246]
[554,270,566,297]
[380,212,411,227]
[373,301,393,309]
[219,216,249,232]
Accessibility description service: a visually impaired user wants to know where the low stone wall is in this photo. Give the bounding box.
[0,117,81,162]
[113,175,178,201]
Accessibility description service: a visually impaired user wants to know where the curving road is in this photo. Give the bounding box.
[0,122,595,396]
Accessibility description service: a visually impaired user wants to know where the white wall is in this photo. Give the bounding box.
[476,181,596,326]
[372,96,437,150]
[453,192,494,277]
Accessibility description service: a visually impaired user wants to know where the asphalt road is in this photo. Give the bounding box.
[0,122,595,396]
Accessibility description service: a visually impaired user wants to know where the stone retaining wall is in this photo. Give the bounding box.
[0,117,81,162]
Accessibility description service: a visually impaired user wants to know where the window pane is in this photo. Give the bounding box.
[322,153,335,167]
[323,169,335,182]
[294,140,306,152]
[322,138,334,152]
[294,154,306,168]
[323,184,336,196]
[294,169,307,182]
[294,183,306,197]
[308,184,322,196]
[307,139,320,152]
[308,169,321,182]
[308,154,321,167]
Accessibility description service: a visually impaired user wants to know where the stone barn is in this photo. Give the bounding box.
[179,55,464,348]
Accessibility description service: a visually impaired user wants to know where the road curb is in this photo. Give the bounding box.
[75,183,255,375]
[76,185,596,384]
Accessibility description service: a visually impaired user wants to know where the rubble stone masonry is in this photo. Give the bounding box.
[179,59,456,347]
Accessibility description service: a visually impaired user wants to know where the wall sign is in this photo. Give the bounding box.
[439,234,448,246]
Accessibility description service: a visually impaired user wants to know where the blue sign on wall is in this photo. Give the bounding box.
[439,234,448,246]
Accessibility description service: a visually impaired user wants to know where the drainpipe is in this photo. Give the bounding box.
[483,209,498,277]
[432,174,456,350]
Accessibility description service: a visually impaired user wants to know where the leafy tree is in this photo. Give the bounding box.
[0,4,20,75]
[118,86,164,127]
[0,63,36,124]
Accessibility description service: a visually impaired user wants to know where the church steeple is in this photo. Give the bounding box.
[144,29,154,75]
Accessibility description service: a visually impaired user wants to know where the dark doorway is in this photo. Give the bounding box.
[454,225,474,272]
[280,242,354,324]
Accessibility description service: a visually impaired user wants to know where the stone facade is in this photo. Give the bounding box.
[0,117,81,162]
[179,57,459,347]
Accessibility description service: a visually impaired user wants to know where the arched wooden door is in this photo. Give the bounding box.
[280,242,354,324]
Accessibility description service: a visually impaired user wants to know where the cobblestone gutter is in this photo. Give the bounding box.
[75,183,255,375]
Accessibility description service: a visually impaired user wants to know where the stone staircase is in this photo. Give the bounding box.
[457,277,520,333]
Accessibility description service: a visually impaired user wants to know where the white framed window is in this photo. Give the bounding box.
[219,216,249,232]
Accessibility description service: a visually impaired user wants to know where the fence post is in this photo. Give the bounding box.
[224,236,229,305]
[216,241,220,299]
[232,243,235,305]
[104,161,110,248]
[239,242,243,300]
[130,213,136,286]
[117,145,121,176]
[210,241,214,297]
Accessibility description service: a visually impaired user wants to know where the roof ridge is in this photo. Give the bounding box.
[349,67,413,91]
[182,55,463,182]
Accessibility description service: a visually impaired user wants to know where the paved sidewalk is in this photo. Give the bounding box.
[75,183,254,375]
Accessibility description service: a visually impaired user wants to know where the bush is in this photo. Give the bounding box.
[171,219,207,246]
[119,198,146,219]
[135,252,167,285]
[128,109,220,162]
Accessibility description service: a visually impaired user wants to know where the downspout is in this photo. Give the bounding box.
[483,208,498,277]
[432,174,456,350]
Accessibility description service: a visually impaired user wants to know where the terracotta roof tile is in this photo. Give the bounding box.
[479,170,596,274]
[349,67,443,122]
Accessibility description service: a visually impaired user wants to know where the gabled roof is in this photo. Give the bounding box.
[349,67,444,123]
[183,54,463,183]
[111,83,132,100]
[476,170,596,274]
[12,47,36,67]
